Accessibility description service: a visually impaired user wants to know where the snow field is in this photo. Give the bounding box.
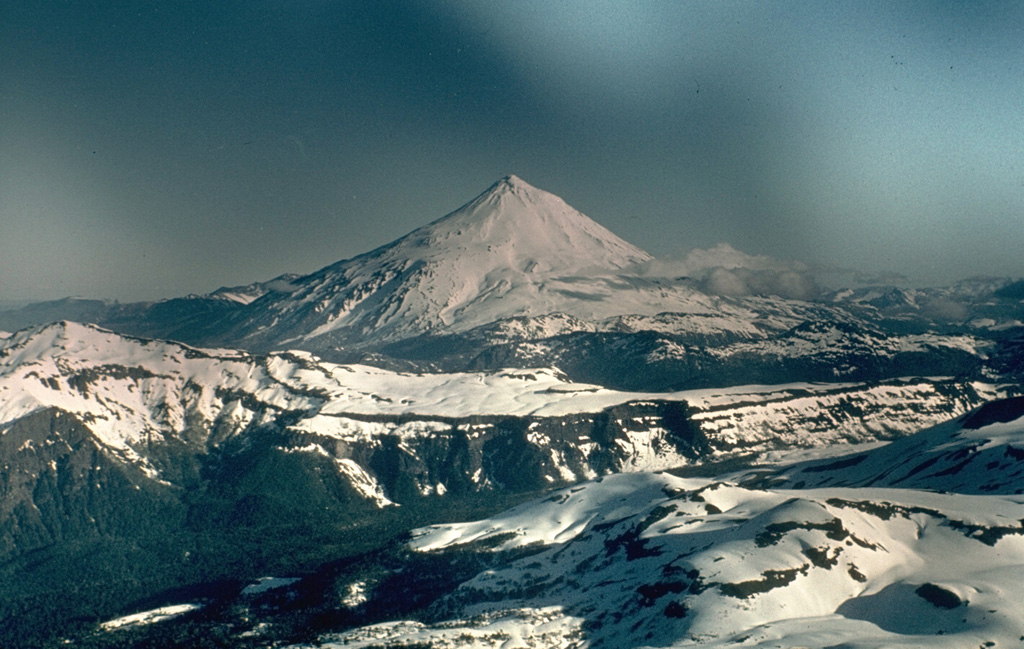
[402,472,1024,648]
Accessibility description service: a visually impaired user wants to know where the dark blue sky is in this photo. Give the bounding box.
[2,1,1023,301]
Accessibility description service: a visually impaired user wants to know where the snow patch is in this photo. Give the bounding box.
[100,604,202,630]
[336,458,395,508]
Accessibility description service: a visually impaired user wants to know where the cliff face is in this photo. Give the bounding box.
[274,400,709,502]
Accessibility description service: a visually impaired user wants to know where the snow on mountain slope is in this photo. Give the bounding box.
[0,322,707,494]
[223,175,735,348]
[100,604,203,631]
[0,322,988,466]
[207,273,303,305]
[0,321,268,469]
[734,396,1024,494]
[685,377,986,453]
[319,472,1024,649]
[824,277,1024,334]
[602,311,769,340]
[461,295,858,347]
[0,322,655,438]
[711,320,987,362]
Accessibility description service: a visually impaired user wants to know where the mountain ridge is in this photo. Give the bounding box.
[1,176,1022,370]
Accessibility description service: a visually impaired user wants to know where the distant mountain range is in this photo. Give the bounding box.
[2,176,1022,389]
[1,176,1022,648]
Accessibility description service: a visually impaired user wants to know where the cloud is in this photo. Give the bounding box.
[638,243,821,300]
[919,297,968,321]
[703,267,754,297]
[850,270,911,286]
[678,243,808,274]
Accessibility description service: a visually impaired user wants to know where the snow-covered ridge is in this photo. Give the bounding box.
[207,273,303,305]
[0,322,649,436]
[0,322,993,476]
[0,322,266,462]
[323,400,1024,647]
[0,321,700,483]
[709,320,987,362]
[733,395,1024,494]
[689,378,989,453]
[83,399,1024,648]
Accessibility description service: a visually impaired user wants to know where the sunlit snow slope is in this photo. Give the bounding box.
[735,396,1024,494]
[323,465,1024,648]
[80,398,1024,649]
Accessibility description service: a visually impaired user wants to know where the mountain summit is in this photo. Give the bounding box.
[395,174,652,275]
[223,175,689,349]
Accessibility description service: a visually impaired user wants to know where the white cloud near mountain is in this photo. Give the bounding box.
[639,243,821,300]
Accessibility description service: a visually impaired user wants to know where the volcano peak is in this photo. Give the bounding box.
[413,175,650,267]
[487,174,537,198]
[226,176,662,345]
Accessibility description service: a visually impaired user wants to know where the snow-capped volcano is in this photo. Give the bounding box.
[223,175,721,349]
[392,174,652,276]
